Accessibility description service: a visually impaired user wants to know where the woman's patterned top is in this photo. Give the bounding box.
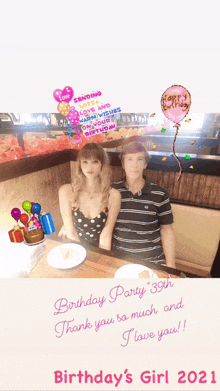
[73,208,108,247]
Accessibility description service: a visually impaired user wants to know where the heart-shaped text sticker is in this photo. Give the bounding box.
[53,86,74,103]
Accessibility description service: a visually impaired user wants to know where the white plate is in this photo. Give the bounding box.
[23,236,47,246]
[114,264,159,278]
[47,243,87,270]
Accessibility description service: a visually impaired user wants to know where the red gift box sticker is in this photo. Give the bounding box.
[8,225,25,243]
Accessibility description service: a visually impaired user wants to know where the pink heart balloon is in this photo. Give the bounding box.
[53,86,74,103]
[161,85,191,124]
[67,107,80,125]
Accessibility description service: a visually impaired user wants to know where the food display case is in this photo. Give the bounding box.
[103,112,220,154]
[0,112,220,178]
[100,112,220,176]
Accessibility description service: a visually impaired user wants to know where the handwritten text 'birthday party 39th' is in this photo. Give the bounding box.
[53,280,187,346]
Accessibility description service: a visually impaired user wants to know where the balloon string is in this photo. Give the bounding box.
[173,124,182,181]
[72,124,81,140]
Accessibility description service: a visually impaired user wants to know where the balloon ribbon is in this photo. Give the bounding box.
[173,124,182,181]
[72,124,82,143]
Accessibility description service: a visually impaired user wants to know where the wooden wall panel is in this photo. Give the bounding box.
[0,162,71,234]
[1,159,218,236]
[110,166,220,209]
[68,162,220,210]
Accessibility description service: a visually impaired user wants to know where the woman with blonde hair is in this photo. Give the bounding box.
[58,143,121,250]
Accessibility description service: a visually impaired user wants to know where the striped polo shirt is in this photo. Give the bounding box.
[112,177,174,263]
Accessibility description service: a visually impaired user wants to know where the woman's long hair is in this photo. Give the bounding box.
[71,143,112,210]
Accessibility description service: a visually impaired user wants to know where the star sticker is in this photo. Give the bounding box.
[185,119,191,123]
[190,165,194,169]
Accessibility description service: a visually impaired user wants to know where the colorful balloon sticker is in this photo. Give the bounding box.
[53,85,82,145]
[161,85,191,181]
[58,102,70,117]
[67,107,80,125]
[150,113,156,117]
[22,201,32,214]
[32,203,41,215]
[185,155,191,160]
[161,128,166,132]
[190,141,195,145]
[185,119,191,123]
[53,86,74,103]
[11,208,21,222]
[20,213,29,226]
[161,85,191,124]
[162,157,168,162]
[190,165,194,169]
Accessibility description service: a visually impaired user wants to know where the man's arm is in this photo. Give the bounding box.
[160,224,176,268]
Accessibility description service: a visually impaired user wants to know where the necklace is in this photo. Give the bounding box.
[86,190,97,200]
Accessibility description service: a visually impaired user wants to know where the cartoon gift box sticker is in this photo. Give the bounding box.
[9,208,26,243]
[8,225,25,243]
[38,212,55,235]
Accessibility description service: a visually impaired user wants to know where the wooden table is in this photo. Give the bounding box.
[29,234,201,278]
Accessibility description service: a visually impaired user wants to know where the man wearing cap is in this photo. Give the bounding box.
[112,142,176,267]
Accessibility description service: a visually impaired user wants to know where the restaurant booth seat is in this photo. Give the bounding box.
[171,203,220,277]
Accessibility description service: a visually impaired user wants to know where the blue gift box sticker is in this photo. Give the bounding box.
[39,213,55,235]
